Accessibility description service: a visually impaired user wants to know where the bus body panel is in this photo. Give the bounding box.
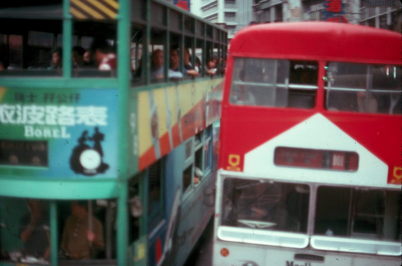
[230,22,400,65]
[213,240,400,266]
[215,22,401,266]
[220,108,401,185]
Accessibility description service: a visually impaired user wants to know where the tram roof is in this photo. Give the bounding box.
[229,22,401,65]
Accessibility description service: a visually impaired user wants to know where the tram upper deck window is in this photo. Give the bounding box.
[230,58,318,108]
[325,63,401,114]
[0,2,62,76]
[0,2,118,78]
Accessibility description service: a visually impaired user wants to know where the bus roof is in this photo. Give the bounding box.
[229,22,401,65]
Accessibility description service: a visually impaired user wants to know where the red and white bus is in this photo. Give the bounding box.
[213,22,401,266]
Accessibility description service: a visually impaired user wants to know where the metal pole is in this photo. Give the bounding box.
[50,201,58,266]
[117,0,131,264]
[63,0,72,78]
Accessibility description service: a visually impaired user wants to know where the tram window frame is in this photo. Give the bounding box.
[182,164,193,194]
[72,20,117,78]
[229,57,318,108]
[148,159,165,231]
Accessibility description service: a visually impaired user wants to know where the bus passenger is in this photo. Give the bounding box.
[184,49,199,78]
[168,48,183,79]
[91,39,116,71]
[151,49,164,80]
[61,201,104,260]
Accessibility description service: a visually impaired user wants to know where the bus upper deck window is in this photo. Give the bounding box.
[230,58,318,109]
[325,63,401,114]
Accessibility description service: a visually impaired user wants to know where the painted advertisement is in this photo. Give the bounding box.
[0,87,118,178]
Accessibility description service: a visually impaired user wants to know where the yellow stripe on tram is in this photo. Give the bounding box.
[70,7,87,20]
[71,0,104,19]
[104,0,119,10]
[88,0,117,19]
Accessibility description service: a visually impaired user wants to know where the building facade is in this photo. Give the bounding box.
[193,0,401,39]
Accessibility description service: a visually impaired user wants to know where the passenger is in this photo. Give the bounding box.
[237,182,287,228]
[151,49,164,80]
[90,39,116,71]
[357,90,378,113]
[61,201,104,260]
[218,57,226,75]
[83,50,95,67]
[205,57,217,76]
[72,46,85,68]
[183,49,199,78]
[48,48,62,70]
[19,200,49,262]
[168,48,183,79]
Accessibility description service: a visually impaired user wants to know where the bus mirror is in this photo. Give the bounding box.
[129,196,143,218]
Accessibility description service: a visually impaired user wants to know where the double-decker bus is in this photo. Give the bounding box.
[213,22,401,266]
[0,0,226,265]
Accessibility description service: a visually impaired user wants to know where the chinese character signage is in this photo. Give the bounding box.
[174,0,190,11]
[323,0,348,23]
[0,87,118,178]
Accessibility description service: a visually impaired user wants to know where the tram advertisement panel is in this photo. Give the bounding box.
[0,87,118,178]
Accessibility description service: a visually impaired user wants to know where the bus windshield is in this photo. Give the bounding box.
[314,186,401,240]
[221,178,309,233]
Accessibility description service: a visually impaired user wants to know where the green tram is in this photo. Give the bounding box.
[0,0,227,265]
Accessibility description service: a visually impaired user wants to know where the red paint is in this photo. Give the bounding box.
[220,22,401,184]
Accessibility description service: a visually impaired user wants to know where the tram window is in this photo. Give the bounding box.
[148,160,164,230]
[194,147,203,183]
[129,181,141,244]
[73,19,117,77]
[325,63,401,114]
[230,58,317,108]
[0,1,63,75]
[221,178,309,233]
[203,126,213,173]
[315,186,401,241]
[0,197,50,264]
[60,200,106,260]
[182,165,193,193]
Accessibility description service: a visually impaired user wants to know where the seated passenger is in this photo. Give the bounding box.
[205,58,217,76]
[72,46,86,68]
[48,48,62,70]
[357,90,378,113]
[20,200,49,262]
[151,49,164,80]
[168,48,183,79]
[183,49,199,78]
[91,39,116,71]
[61,201,104,260]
